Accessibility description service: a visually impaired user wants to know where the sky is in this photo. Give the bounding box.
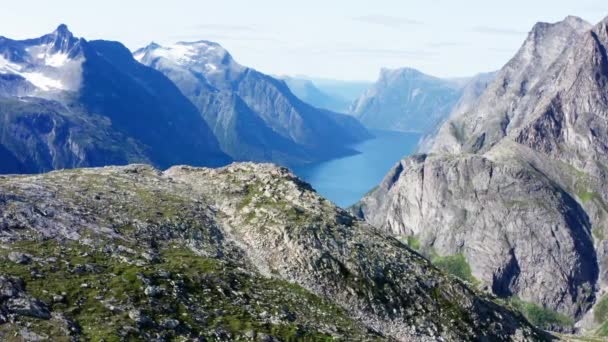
[1,0,608,81]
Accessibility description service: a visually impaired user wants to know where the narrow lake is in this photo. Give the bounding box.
[293,130,422,208]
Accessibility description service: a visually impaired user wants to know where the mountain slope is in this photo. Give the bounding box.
[0,163,547,341]
[0,25,230,174]
[134,42,371,166]
[281,76,352,113]
[418,71,497,152]
[350,68,463,133]
[354,15,608,336]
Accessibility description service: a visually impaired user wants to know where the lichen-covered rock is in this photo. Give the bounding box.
[0,163,547,341]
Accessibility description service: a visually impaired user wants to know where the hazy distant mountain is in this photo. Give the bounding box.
[280,76,351,113]
[350,68,464,133]
[308,78,373,104]
[0,25,230,173]
[135,42,371,166]
[281,76,372,113]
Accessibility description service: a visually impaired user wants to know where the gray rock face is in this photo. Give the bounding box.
[134,42,371,167]
[350,68,464,133]
[7,252,31,265]
[0,163,546,341]
[0,276,50,321]
[354,153,597,318]
[418,72,497,152]
[355,15,608,333]
[430,16,593,154]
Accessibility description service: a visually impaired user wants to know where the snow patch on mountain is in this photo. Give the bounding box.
[0,25,85,94]
[134,40,243,79]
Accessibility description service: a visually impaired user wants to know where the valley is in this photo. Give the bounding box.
[1,4,608,341]
[293,129,421,207]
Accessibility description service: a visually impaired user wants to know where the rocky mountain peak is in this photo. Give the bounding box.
[42,23,81,56]
[521,16,591,68]
[379,67,427,81]
[52,24,72,38]
[593,15,608,41]
[563,15,592,29]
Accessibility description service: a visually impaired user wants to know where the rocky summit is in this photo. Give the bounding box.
[0,163,546,341]
[354,15,608,338]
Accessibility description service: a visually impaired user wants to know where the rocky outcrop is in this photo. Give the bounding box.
[0,163,546,341]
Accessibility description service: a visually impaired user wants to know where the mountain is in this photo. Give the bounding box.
[418,71,497,152]
[280,76,351,113]
[134,42,371,167]
[0,163,548,341]
[0,25,230,174]
[350,68,464,133]
[430,15,593,154]
[310,78,373,104]
[354,15,608,337]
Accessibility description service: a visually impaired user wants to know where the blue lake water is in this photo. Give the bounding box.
[293,130,422,208]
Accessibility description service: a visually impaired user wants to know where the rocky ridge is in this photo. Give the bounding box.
[0,163,546,341]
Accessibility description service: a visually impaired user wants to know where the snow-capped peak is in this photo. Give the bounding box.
[0,24,85,94]
[134,40,243,76]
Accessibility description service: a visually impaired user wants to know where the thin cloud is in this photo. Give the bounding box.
[353,15,423,28]
[472,26,527,36]
[172,33,280,42]
[426,41,469,48]
[191,24,257,32]
[326,47,435,60]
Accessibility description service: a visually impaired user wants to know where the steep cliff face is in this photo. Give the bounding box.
[354,153,597,319]
[355,16,608,336]
[0,164,546,341]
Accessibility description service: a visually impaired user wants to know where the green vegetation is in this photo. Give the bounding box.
[399,243,479,286]
[509,297,574,330]
[597,321,608,337]
[431,253,478,285]
[0,240,375,341]
[593,227,606,242]
[594,294,608,324]
[406,235,421,251]
[578,190,596,204]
